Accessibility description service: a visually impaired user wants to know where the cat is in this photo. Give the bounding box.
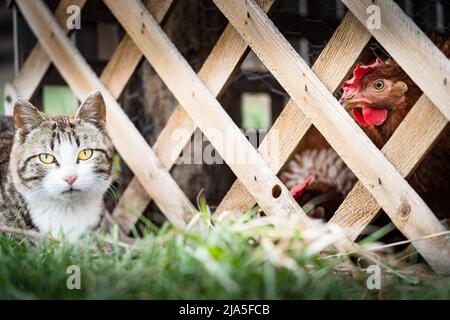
[0,90,114,241]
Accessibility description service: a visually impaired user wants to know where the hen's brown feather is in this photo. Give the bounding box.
[358,38,450,218]
[282,37,450,221]
[281,144,356,220]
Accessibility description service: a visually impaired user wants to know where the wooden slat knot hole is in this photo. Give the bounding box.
[272,184,282,198]
[399,199,411,220]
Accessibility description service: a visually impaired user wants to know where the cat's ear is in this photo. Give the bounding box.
[76,90,106,129]
[13,98,47,130]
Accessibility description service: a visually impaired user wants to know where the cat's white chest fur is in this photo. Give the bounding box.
[26,196,102,241]
[8,90,113,241]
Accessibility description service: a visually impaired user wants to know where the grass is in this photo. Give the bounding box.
[0,206,449,300]
[42,85,76,116]
[241,93,271,130]
[1,85,75,116]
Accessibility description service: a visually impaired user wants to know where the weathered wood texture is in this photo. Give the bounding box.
[329,95,448,239]
[7,0,173,108]
[212,0,450,274]
[342,0,450,121]
[8,0,175,229]
[3,0,87,115]
[104,0,311,228]
[216,13,370,214]
[112,0,276,231]
[13,0,450,274]
[15,0,194,229]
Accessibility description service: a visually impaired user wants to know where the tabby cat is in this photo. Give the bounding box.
[0,91,114,241]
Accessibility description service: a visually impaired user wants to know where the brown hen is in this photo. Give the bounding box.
[340,37,450,219]
[282,37,449,221]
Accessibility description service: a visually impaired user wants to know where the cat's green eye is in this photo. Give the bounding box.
[373,79,385,90]
[39,153,55,164]
[78,149,93,161]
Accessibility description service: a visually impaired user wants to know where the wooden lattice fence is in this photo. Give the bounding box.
[4,0,450,274]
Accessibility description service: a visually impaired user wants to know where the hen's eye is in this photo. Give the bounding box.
[39,153,55,164]
[373,80,385,90]
[78,149,93,161]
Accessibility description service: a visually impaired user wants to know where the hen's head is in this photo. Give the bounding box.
[340,58,409,127]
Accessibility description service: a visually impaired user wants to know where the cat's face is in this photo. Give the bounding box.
[10,91,114,203]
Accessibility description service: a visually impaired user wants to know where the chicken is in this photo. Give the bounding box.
[280,147,356,220]
[340,37,450,219]
[282,37,449,222]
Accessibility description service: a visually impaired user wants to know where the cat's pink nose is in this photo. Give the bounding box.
[64,175,77,186]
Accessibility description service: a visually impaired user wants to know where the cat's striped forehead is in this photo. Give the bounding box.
[47,116,83,150]
[50,115,75,130]
[17,115,113,158]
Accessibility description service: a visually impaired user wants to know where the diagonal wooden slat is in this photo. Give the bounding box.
[104,0,312,228]
[112,0,277,232]
[343,0,450,121]
[330,95,448,240]
[215,10,449,247]
[326,1,450,250]
[100,0,174,98]
[15,0,194,229]
[3,0,87,115]
[6,0,173,107]
[12,0,446,276]
[216,13,370,214]
[7,0,174,228]
[213,0,450,274]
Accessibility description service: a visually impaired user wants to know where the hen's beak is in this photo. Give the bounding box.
[344,103,360,110]
[339,94,359,110]
[340,97,360,110]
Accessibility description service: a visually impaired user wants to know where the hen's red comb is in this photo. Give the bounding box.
[343,58,382,90]
[289,174,312,201]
